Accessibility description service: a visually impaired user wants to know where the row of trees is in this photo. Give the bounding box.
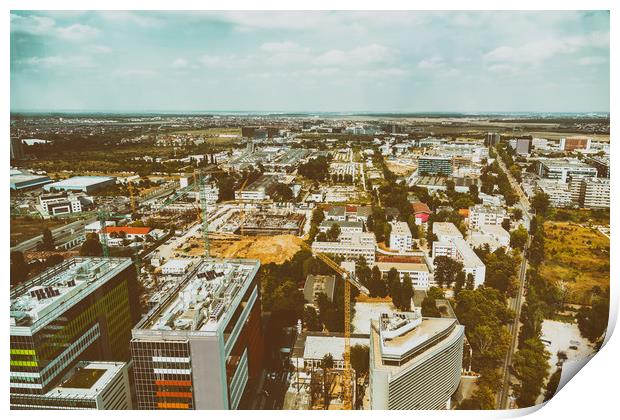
[298,156,330,181]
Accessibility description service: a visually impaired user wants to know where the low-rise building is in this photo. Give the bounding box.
[312,232,376,264]
[536,158,597,182]
[432,236,486,288]
[303,274,336,304]
[39,192,91,216]
[160,259,194,276]
[11,361,132,410]
[432,222,463,242]
[318,220,363,234]
[374,261,431,290]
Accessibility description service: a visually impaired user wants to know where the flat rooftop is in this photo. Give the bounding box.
[136,258,260,333]
[540,159,596,170]
[371,312,462,371]
[45,176,115,188]
[50,361,126,399]
[432,222,463,239]
[390,221,411,236]
[10,257,133,333]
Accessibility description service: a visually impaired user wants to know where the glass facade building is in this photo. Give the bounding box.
[131,258,264,410]
[10,257,135,405]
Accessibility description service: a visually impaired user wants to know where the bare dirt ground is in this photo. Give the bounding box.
[179,234,304,265]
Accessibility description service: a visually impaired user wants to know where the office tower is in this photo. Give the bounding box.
[369,312,465,410]
[131,258,263,410]
[484,132,500,147]
[11,137,25,160]
[10,257,135,407]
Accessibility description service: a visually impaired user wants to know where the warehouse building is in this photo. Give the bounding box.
[131,259,263,410]
[10,171,52,190]
[43,176,116,194]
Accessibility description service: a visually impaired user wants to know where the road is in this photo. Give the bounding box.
[498,237,530,409]
[494,146,532,409]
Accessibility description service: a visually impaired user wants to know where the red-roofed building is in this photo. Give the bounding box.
[411,201,432,225]
[101,226,153,245]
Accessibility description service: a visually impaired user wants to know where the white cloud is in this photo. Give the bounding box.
[11,13,99,42]
[313,44,393,67]
[10,13,56,35]
[260,41,303,53]
[20,55,95,68]
[484,32,610,64]
[113,69,156,78]
[578,56,607,66]
[172,58,189,69]
[56,24,100,41]
[99,11,164,28]
[90,45,112,54]
[200,54,253,69]
[417,56,443,69]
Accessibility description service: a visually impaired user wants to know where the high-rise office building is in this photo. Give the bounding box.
[369,312,464,410]
[11,137,25,160]
[131,258,263,410]
[10,257,135,407]
[484,132,500,147]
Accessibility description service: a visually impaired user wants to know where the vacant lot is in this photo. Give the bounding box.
[540,222,610,304]
[10,217,66,246]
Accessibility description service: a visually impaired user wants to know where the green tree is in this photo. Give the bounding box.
[304,306,322,331]
[80,233,104,256]
[350,344,370,376]
[454,271,466,296]
[41,228,55,251]
[544,368,562,402]
[510,226,529,250]
[10,251,29,287]
[326,223,341,242]
[513,338,551,407]
[369,266,387,298]
[531,192,550,217]
[433,256,464,289]
[400,274,414,311]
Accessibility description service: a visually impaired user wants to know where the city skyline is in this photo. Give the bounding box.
[11,11,610,113]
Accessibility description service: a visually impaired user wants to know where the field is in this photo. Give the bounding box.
[179,234,304,265]
[169,127,242,144]
[540,222,610,304]
[10,217,66,246]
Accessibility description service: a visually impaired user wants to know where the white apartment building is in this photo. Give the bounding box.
[536,158,598,182]
[468,204,506,230]
[432,222,463,242]
[374,261,431,290]
[581,177,610,209]
[318,220,364,234]
[312,232,376,264]
[536,180,575,208]
[468,224,511,251]
[389,221,413,253]
[432,228,486,288]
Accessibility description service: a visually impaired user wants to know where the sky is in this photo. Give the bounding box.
[10,11,610,113]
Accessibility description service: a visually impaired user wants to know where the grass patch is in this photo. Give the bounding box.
[540,221,609,304]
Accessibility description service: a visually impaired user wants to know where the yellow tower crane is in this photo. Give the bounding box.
[299,241,369,410]
[128,180,137,215]
[237,177,250,236]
